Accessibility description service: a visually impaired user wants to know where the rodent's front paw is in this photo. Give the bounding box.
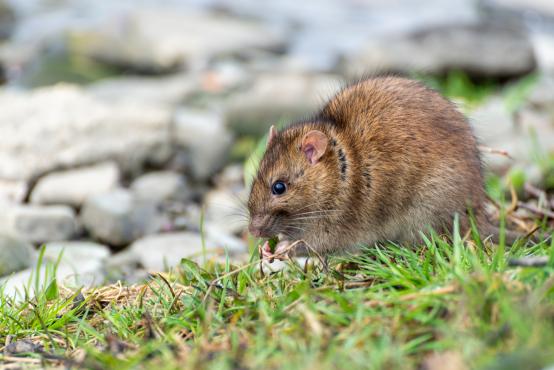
[274,240,292,256]
[260,240,274,260]
[259,239,291,262]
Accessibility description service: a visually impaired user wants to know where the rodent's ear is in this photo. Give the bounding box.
[301,130,328,165]
[267,125,278,147]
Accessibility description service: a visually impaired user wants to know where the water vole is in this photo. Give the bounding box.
[247,76,517,257]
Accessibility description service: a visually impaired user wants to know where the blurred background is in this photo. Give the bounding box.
[0,0,553,295]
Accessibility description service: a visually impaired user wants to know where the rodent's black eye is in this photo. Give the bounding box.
[271,181,287,195]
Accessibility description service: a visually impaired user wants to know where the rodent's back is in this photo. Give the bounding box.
[319,77,485,243]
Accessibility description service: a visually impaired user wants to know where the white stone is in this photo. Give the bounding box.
[87,74,198,106]
[201,61,251,93]
[172,108,233,181]
[129,231,245,272]
[472,98,554,174]
[0,84,172,182]
[0,205,76,244]
[67,9,285,72]
[130,171,190,204]
[488,0,554,17]
[528,74,554,108]
[80,188,161,247]
[0,179,27,204]
[518,108,554,154]
[0,234,35,277]
[42,241,110,267]
[221,0,479,73]
[104,249,146,283]
[204,223,246,253]
[30,162,120,207]
[342,20,535,78]
[471,97,515,143]
[0,257,106,300]
[214,164,246,191]
[471,97,518,173]
[530,32,554,74]
[130,232,205,271]
[42,240,110,287]
[225,72,341,136]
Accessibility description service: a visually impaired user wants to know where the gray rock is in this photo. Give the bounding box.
[87,74,198,106]
[42,241,110,267]
[130,171,191,204]
[204,223,247,253]
[201,61,251,93]
[129,232,206,271]
[0,179,27,204]
[42,240,110,287]
[486,0,554,18]
[67,9,286,73]
[0,235,35,277]
[471,97,519,173]
[0,268,37,300]
[530,32,554,74]
[0,85,172,182]
[30,162,120,207]
[0,255,107,300]
[0,0,15,40]
[484,0,554,73]
[221,0,479,73]
[225,72,341,136]
[129,231,245,271]
[342,20,535,78]
[172,108,233,181]
[214,164,246,191]
[472,98,554,173]
[472,97,515,141]
[80,188,162,247]
[0,205,76,244]
[104,249,148,284]
[518,108,554,153]
[528,74,554,108]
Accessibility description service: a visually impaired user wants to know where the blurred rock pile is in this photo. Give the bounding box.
[0,0,553,296]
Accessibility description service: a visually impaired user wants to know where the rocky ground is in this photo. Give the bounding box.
[0,0,554,298]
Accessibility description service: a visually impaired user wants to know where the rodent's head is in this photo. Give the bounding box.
[248,124,341,241]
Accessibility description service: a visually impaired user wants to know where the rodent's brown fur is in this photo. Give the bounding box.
[248,76,515,254]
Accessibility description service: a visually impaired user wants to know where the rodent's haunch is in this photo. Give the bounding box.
[248,76,512,256]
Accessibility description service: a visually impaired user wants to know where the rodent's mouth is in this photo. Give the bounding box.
[249,214,279,238]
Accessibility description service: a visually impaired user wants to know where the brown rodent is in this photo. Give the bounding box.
[248,76,519,257]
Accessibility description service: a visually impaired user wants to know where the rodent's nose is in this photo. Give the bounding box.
[249,214,272,238]
[248,225,264,238]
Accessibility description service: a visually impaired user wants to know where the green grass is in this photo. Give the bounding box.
[413,70,538,112]
[1,224,553,369]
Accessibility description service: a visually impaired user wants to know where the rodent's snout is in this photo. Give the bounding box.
[249,214,273,238]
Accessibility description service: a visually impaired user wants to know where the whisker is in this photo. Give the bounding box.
[281,229,299,241]
[288,212,341,221]
[285,225,306,232]
[293,202,328,213]
[293,209,341,215]
[230,192,249,210]
[288,217,327,222]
